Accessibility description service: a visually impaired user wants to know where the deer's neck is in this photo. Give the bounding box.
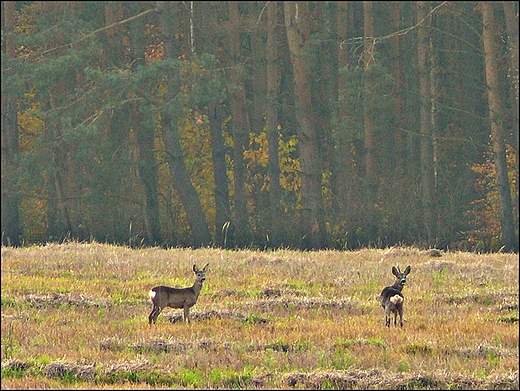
[191,280,203,297]
[392,281,404,291]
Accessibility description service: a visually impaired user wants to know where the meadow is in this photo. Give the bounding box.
[1,242,518,389]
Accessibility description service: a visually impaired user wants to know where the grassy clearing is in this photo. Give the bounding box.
[1,242,518,389]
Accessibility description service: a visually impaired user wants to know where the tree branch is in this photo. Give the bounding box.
[21,6,159,60]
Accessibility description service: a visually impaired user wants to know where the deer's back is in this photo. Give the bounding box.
[380,286,404,307]
[150,285,197,308]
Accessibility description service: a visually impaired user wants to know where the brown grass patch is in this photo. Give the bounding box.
[283,368,519,389]
[24,293,111,308]
[1,243,518,389]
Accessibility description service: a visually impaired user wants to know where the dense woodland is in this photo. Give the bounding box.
[1,1,518,252]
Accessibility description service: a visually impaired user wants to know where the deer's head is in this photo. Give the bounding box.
[392,265,411,289]
[193,263,209,283]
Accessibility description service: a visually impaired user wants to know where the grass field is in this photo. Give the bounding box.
[1,242,518,389]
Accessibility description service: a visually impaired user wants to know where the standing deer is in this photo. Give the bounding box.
[379,265,411,327]
[148,263,209,325]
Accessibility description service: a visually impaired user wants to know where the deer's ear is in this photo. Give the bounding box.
[193,264,198,272]
[392,266,399,276]
[404,265,411,275]
[202,263,209,271]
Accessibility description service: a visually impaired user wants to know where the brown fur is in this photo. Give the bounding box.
[148,263,209,324]
[379,265,410,327]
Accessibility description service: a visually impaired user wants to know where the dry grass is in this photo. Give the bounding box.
[1,242,518,389]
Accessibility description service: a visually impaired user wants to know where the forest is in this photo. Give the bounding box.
[1,1,518,252]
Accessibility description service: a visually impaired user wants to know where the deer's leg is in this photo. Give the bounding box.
[398,306,404,327]
[149,305,161,324]
[148,308,154,325]
[385,307,391,327]
[148,304,156,325]
[155,306,163,323]
[154,306,163,323]
[183,306,190,324]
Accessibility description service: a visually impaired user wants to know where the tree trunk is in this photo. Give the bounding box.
[104,1,126,68]
[363,1,378,243]
[129,2,162,246]
[46,87,73,241]
[284,1,326,249]
[417,1,435,246]
[208,101,234,248]
[390,1,407,168]
[1,1,21,246]
[363,1,375,182]
[313,2,337,178]
[196,2,234,248]
[132,119,162,247]
[331,1,354,231]
[228,2,252,247]
[159,1,211,247]
[502,1,519,235]
[41,2,72,241]
[266,1,283,248]
[102,1,130,242]
[481,1,517,252]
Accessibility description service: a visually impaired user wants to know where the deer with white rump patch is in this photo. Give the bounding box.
[148,263,209,325]
[379,265,411,327]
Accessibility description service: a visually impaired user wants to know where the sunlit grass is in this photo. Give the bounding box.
[1,243,518,389]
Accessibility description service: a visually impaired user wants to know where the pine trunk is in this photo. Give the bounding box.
[159,2,211,247]
[332,1,354,225]
[1,1,21,246]
[502,1,519,235]
[390,1,407,167]
[266,1,283,248]
[363,1,378,243]
[481,2,517,252]
[208,101,233,247]
[417,1,435,246]
[284,1,326,249]
[228,2,252,247]
[129,2,162,246]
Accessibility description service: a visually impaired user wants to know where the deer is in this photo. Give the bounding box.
[379,265,411,327]
[148,263,209,325]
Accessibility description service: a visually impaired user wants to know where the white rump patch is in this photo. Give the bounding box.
[149,290,156,300]
[390,295,403,305]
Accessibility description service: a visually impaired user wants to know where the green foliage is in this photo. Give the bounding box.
[178,368,205,388]
[1,322,19,360]
[245,312,264,324]
[267,338,291,353]
[404,375,441,389]
[97,369,175,387]
[486,350,499,367]
[329,345,353,369]
[1,364,27,379]
[61,369,80,385]
[403,343,434,356]
[397,359,410,372]
[432,267,447,288]
[0,297,17,308]
[210,367,252,389]
[2,1,517,251]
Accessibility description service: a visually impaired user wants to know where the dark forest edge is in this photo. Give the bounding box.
[1,2,519,253]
